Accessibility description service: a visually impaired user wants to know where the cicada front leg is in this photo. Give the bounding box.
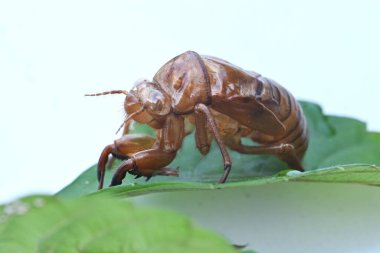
[97,133,155,189]
[110,115,185,187]
[110,149,178,187]
[106,120,133,169]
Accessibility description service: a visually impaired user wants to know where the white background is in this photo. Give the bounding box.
[0,1,379,252]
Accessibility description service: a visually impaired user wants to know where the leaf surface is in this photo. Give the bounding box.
[58,101,380,198]
[0,195,237,253]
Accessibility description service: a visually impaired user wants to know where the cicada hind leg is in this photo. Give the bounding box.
[225,133,304,172]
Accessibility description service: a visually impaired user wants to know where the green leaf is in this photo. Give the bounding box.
[0,195,238,253]
[300,102,380,168]
[84,165,379,198]
[57,101,380,198]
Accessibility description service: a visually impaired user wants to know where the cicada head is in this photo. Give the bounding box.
[125,79,171,128]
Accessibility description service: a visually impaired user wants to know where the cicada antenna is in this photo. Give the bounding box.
[115,107,144,135]
[84,90,128,96]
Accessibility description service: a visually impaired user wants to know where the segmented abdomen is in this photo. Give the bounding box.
[255,77,308,159]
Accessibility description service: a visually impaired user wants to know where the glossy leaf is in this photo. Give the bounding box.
[0,195,237,253]
[57,101,380,198]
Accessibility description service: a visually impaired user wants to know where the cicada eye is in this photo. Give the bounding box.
[145,89,171,116]
[130,79,171,116]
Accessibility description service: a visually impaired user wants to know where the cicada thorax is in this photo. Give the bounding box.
[153,51,212,114]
